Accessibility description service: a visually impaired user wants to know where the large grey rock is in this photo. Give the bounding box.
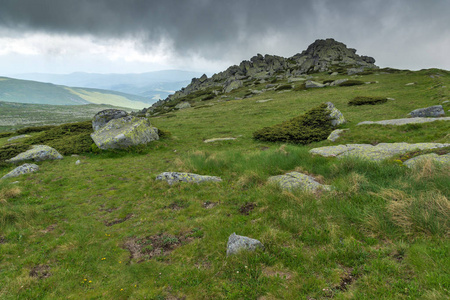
[403,153,450,168]
[305,80,325,88]
[6,145,63,163]
[91,116,159,150]
[358,117,450,126]
[7,135,31,142]
[92,109,128,132]
[268,171,332,192]
[226,233,264,256]
[175,101,191,109]
[1,163,39,179]
[156,172,222,185]
[310,143,450,161]
[408,105,445,118]
[326,102,346,126]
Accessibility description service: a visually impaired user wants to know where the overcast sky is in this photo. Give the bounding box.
[0,0,449,75]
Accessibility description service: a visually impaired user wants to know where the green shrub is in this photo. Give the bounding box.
[338,80,365,87]
[0,144,32,168]
[202,94,215,101]
[275,84,292,91]
[157,128,172,139]
[293,83,306,91]
[348,96,388,106]
[253,103,334,144]
[16,125,56,134]
[0,132,14,139]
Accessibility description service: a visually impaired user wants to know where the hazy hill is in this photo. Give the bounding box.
[0,77,151,109]
[8,70,206,100]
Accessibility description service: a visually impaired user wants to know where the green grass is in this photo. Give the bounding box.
[0,69,449,299]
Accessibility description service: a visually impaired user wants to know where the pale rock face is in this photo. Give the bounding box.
[92,109,128,132]
[1,163,39,179]
[268,172,332,192]
[305,80,325,88]
[226,233,264,256]
[6,145,63,163]
[408,105,445,118]
[155,172,222,185]
[403,153,450,168]
[326,102,346,126]
[175,101,191,109]
[91,116,159,150]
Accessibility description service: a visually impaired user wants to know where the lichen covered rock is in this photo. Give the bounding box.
[408,105,445,118]
[326,102,346,126]
[92,109,128,131]
[327,129,348,142]
[6,145,63,163]
[226,233,264,256]
[403,153,450,168]
[1,163,39,179]
[91,116,159,150]
[268,171,332,192]
[155,172,222,185]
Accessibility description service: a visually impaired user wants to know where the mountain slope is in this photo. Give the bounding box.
[0,77,150,109]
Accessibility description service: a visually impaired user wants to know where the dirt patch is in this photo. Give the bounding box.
[124,230,200,263]
[0,236,6,244]
[41,224,57,233]
[105,214,134,227]
[29,265,51,279]
[202,201,218,209]
[165,200,188,211]
[239,202,256,215]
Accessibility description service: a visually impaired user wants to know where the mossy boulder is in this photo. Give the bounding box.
[253,102,345,144]
[1,163,39,180]
[268,172,332,192]
[92,109,128,131]
[91,116,159,150]
[6,145,63,163]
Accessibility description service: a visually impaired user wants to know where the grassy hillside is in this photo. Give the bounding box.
[0,69,449,299]
[0,102,135,132]
[0,77,150,109]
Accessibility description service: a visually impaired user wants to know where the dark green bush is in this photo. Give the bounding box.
[0,144,32,168]
[0,132,14,139]
[338,80,365,87]
[348,96,388,106]
[293,83,306,91]
[275,84,292,91]
[16,125,56,134]
[253,103,334,144]
[157,128,172,139]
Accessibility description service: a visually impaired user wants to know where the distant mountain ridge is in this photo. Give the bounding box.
[0,77,151,109]
[8,70,207,101]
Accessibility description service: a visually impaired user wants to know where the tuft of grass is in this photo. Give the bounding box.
[338,80,365,87]
[0,187,21,203]
[348,96,388,106]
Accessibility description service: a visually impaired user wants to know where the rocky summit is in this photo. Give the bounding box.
[139,38,377,116]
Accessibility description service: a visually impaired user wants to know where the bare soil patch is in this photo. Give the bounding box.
[29,265,51,279]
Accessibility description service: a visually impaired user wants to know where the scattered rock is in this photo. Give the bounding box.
[387,98,396,101]
[91,116,159,150]
[326,102,346,126]
[7,134,31,142]
[403,153,450,168]
[330,79,348,86]
[92,109,128,132]
[310,143,450,161]
[156,172,222,185]
[204,137,236,143]
[408,105,445,118]
[75,160,81,165]
[226,233,264,256]
[405,82,416,86]
[327,129,348,142]
[330,72,339,76]
[256,99,273,103]
[358,117,450,126]
[1,163,39,179]
[202,201,218,209]
[175,101,191,109]
[305,80,325,88]
[268,171,332,192]
[6,145,63,163]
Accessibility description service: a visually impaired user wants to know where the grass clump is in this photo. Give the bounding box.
[348,96,388,106]
[338,80,365,87]
[293,83,306,91]
[17,125,56,134]
[253,103,334,144]
[0,132,14,139]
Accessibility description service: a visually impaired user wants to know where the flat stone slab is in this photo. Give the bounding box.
[7,134,31,142]
[310,143,450,161]
[226,233,264,256]
[268,171,332,192]
[156,172,222,185]
[204,137,236,143]
[357,117,450,126]
[6,145,63,163]
[2,163,39,179]
[403,153,450,168]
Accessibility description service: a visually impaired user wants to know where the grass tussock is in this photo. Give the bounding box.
[348,96,388,106]
[0,187,21,203]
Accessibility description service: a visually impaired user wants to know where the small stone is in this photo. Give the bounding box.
[75,160,81,165]
[226,233,264,256]
[155,172,222,185]
[204,137,236,143]
[405,82,416,86]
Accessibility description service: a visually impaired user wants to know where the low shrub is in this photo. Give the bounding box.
[202,94,215,101]
[338,80,365,87]
[293,83,306,91]
[16,125,56,134]
[157,128,172,139]
[348,96,388,106]
[0,132,14,139]
[0,144,32,168]
[253,103,334,144]
[275,84,292,91]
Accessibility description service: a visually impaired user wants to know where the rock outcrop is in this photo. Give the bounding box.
[1,163,39,179]
[139,39,377,116]
[226,233,264,256]
[91,116,159,150]
[155,172,222,185]
[403,153,450,168]
[408,105,445,118]
[92,109,128,131]
[358,117,450,126]
[268,172,332,192]
[6,145,63,163]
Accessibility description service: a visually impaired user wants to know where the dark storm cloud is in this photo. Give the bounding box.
[1,0,449,68]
